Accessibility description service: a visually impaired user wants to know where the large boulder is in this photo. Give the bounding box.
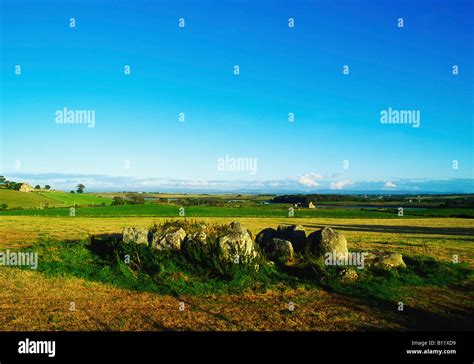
[152,228,186,252]
[264,238,294,263]
[218,221,258,263]
[306,226,348,257]
[227,221,248,235]
[122,227,149,245]
[276,224,306,252]
[255,228,277,251]
[364,252,406,269]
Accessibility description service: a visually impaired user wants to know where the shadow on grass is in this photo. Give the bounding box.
[301,223,474,237]
[279,256,474,331]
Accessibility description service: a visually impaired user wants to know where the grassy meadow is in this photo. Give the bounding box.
[0,189,112,209]
[0,190,473,331]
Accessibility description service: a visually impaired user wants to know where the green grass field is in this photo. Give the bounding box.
[36,191,113,206]
[0,189,112,209]
[0,189,63,209]
[2,189,473,220]
[0,201,472,219]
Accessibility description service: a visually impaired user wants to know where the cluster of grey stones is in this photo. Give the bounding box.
[119,222,406,281]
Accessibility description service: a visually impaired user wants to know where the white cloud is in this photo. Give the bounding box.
[297,173,325,187]
[176,180,209,187]
[330,180,353,190]
[384,181,397,188]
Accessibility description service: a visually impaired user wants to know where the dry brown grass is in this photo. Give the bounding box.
[0,268,401,331]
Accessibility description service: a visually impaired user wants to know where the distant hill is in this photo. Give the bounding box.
[0,190,113,209]
[0,189,62,209]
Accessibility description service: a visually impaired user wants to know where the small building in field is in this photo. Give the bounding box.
[308,201,316,209]
[17,183,34,193]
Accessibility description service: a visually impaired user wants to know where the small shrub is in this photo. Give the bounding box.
[111,196,126,206]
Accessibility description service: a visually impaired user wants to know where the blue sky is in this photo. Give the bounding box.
[1,0,473,192]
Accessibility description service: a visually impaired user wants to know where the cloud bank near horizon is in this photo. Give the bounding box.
[5,172,474,193]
